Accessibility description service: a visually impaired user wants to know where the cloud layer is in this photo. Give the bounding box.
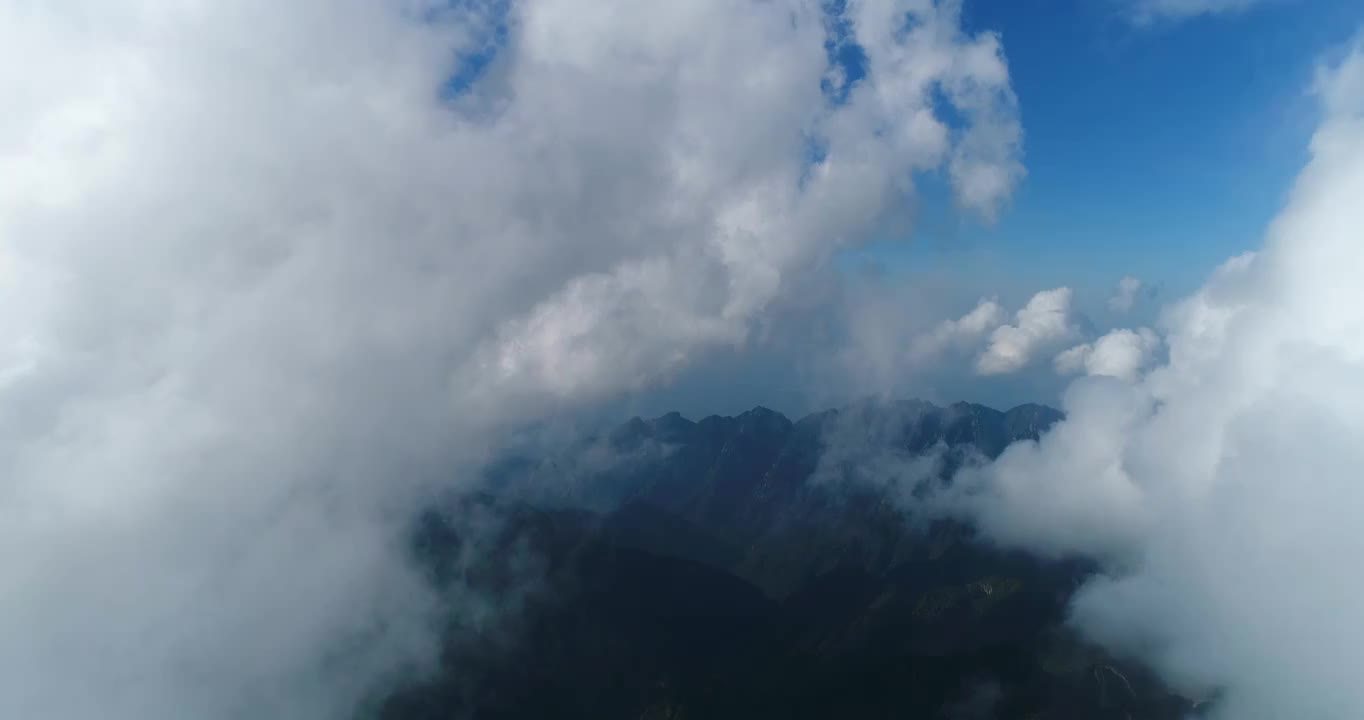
[0,1,1022,718]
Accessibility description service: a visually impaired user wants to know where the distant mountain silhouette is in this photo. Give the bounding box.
[381,399,1202,720]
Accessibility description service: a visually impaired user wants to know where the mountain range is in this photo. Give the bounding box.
[380,400,1204,719]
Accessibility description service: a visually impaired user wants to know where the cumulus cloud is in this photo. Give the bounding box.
[975,288,1075,375]
[0,1,1022,718]
[1053,328,1161,381]
[909,297,1006,362]
[1124,0,1269,25]
[1108,275,1145,312]
[955,41,1364,718]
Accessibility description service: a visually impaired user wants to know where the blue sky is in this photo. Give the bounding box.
[855,0,1364,298]
[436,0,1364,424]
[446,0,1362,301]
[615,0,1364,421]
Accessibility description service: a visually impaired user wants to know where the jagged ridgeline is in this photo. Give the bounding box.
[383,401,1204,720]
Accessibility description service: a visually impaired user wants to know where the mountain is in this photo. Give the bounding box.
[380,399,1200,720]
[490,399,1065,597]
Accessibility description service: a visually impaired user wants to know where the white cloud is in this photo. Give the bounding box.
[955,41,1364,718]
[1125,0,1269,25]
[1109,275,1144,312]
[909,297,1006,362]
[975,288,1075,375]
[1053,328,1161,381]
[0,1,1022,718]
[1051,345,1090,376]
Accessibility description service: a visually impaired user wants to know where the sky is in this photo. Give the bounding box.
[3,1,1364,719]
[861,0,1363,294]
[621,0,1364,420]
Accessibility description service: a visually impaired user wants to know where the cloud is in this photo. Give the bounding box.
[975,288,1075,375]
[910,297,1006,363]
[1108,275,1144,312]
[1124,0,1269,25]
[0,1,1022,718]
[1053,328,1161,381]
[955,40,1364,718]
[809,397,952,516]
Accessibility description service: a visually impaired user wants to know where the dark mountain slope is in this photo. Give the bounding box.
[490,398,1066,598]
[382,400,1201,720]
[384,498,1193,720]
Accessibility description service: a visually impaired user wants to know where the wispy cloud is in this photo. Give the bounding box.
[1108,275,1145,312]
[1124,0,1270,25]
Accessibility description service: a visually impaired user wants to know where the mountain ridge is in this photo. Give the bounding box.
[383,398,1203,720]
[607,399,1064,446]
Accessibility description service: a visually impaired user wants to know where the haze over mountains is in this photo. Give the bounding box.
[382,399,1200,719]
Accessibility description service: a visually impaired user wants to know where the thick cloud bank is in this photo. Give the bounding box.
[0,1,1021,718]
[957,43,1364,719]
